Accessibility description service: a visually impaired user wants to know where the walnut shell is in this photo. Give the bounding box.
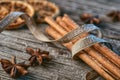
[0,1,34,29]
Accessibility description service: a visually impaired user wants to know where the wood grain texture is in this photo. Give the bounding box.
[0,0,120,80]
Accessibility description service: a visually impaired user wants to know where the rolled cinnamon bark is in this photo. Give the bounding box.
[61,15,120,78]
[93,43,120,68]
[46,26,114,80]
[80,51,115,80]
[92,57,118,79]
[45,17,67,35]
[56,16,71,32]
[45,17,114,80]
[85,47,120,78]
[46,27,73,49]
[62,14,120,68]
[56,16,88,43]
[62,14,79,29]
[63,15,120,66]
[46,27,62,39]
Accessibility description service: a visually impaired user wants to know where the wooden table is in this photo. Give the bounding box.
[0,0,120,80]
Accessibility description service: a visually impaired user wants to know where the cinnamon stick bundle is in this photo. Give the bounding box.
[45,15,120,80]
[61,15,120,79]
[93,43,120,68]
[62,14,120,68]
[46,22,114,80]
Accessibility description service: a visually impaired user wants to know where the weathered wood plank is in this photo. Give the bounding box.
[0,30,94,80]
[0,0,120,80]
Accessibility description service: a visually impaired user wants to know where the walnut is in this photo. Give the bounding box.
[0,1,34,29]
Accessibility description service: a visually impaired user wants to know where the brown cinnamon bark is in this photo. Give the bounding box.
[62,14,120,68]
[46,27,62,39]
[45,17,114,80]
[46,25,114,80]
[93,43,120,68]
[85,47,120,78]
[79,51,114,80]
[61,15,120,78]
[91,56,119,79]
[62,14,79,29]
[45,17,67,35]
[46,27,73,49]
[56,16,71,32]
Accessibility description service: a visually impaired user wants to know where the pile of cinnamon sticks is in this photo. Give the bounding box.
[45,14,120,80]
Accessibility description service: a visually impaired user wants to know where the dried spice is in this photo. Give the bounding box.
[107,10,120,22]
[24,0,60,23]
[0,1,34,29]
[26,47,51,66]
[45,15,120,79]
[80,13,100,24]
[0,56,30,78]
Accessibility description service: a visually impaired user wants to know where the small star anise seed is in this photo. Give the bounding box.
[26,47,51,66]
[0,56,30,78]
[107,10,120,22]
[80,13,100,24]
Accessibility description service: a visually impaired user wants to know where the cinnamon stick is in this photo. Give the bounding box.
[45,17,87,49]
[93,43,120,68]
[46,26,114,80]
[62,14,79,29]
[62,14,120,67]
[61,15,120,78]
[56,16,88,43]
[85,47,120,78]
[45,17,114,80]
[79,51,114,80]
[46,27,62,39]
[91,56,118,80]
[46,27,73,49]
[56,16,71,32]
[45,17,67,35]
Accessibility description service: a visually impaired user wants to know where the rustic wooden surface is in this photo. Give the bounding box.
[0,0,120,80]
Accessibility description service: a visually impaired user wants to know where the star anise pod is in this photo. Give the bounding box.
[80,13,100,24]
[26,47,51,66]
[0,56,30,78]
[107,10,120,22]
